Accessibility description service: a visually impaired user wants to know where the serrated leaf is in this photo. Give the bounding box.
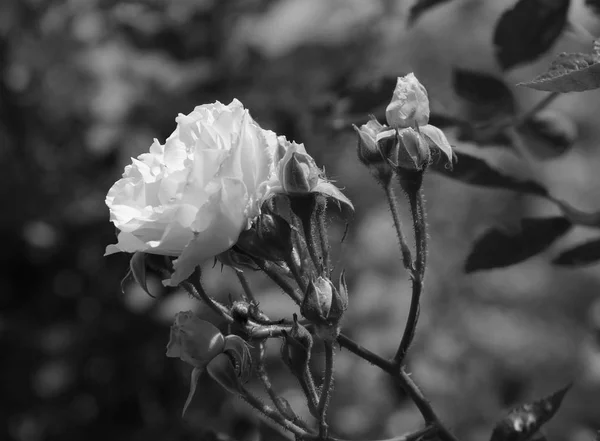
[408,0,455,25]
[489,384,571,441]
[431,147,548,197]
[518,52,600,92]
[466,217,572,272]
[494,0,570,70]
[130,251,155,298]
[553,238,600,266]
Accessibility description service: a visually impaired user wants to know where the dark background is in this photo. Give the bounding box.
[2,1,600,441]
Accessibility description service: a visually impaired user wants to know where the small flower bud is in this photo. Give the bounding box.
[236,213,292,262]
[353,119,396,186]
[301,276,334,322]
[328,270,349,321]
[166,311,225,368]
[282,152,320,194]
[354,119,385,165]
[395,128,430,171]
[281,315,313,376]
[386,73,430,129]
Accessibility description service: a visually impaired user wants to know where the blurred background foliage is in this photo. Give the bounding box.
[2,1,600,440]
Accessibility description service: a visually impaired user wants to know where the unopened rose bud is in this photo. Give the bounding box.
[301,276,335,322]
[282,152,320,194]
[256,213,293,258]
[395,127,430,171]
[281,315,313,376]
[328,270,349,321]
[236,212,292,262]
[354,119,384,164]
[386,73,430,129]
[166,311,225,368]
[353,118,396,186]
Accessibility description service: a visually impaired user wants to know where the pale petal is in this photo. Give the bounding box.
[420,124,453,163]
[104,231,150,255]
[165,179,247,286]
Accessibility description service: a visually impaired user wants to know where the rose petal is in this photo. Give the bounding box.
[105,231,150,255]
[420,124,453,163]
[165,179,248,286]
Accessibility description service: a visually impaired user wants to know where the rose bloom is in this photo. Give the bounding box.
[105,99,278,285]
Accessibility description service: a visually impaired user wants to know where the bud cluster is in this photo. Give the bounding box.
[353,73,454,188]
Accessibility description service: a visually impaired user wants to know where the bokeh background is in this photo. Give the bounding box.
[3,1,600,440]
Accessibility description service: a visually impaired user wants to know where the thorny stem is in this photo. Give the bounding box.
[235,270,257,303]
[395,189,427,365]
[337,333,459,441]
[475,91,560,134]
[409,190,427,279]
[318,342,335,439]
[301,367,321,418]
[394,277,422,366]
[258,260,303,305]
[292,197,323,275]
[514,92,560,128]
[257,343,309,431]
[315,195,330,275]
[285,249,308,294]
[240,387,310,439]
[383,184,414,274]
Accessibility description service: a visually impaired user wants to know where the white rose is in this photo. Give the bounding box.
[105,99,278,285]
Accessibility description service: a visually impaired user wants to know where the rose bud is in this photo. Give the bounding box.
[166,311,252,416]
[328,270,349,322]
[166,311,225,368]
[386,73,430,129]
[262,136,354,215]
[281,314,313,377]
[282,152,321,194]
[301,276,335,323]
[353,118,396,186]
[395,127,431,171]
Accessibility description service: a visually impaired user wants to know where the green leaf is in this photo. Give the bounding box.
[465,217,572,273]
[130,251,155,298]
[494,0,570,70]
[489,384,572,441]
[431,147,548,197]
[519,52,600,92]
[553,238,600,266]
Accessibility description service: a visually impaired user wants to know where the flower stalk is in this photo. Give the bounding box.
[318,342,335,439]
